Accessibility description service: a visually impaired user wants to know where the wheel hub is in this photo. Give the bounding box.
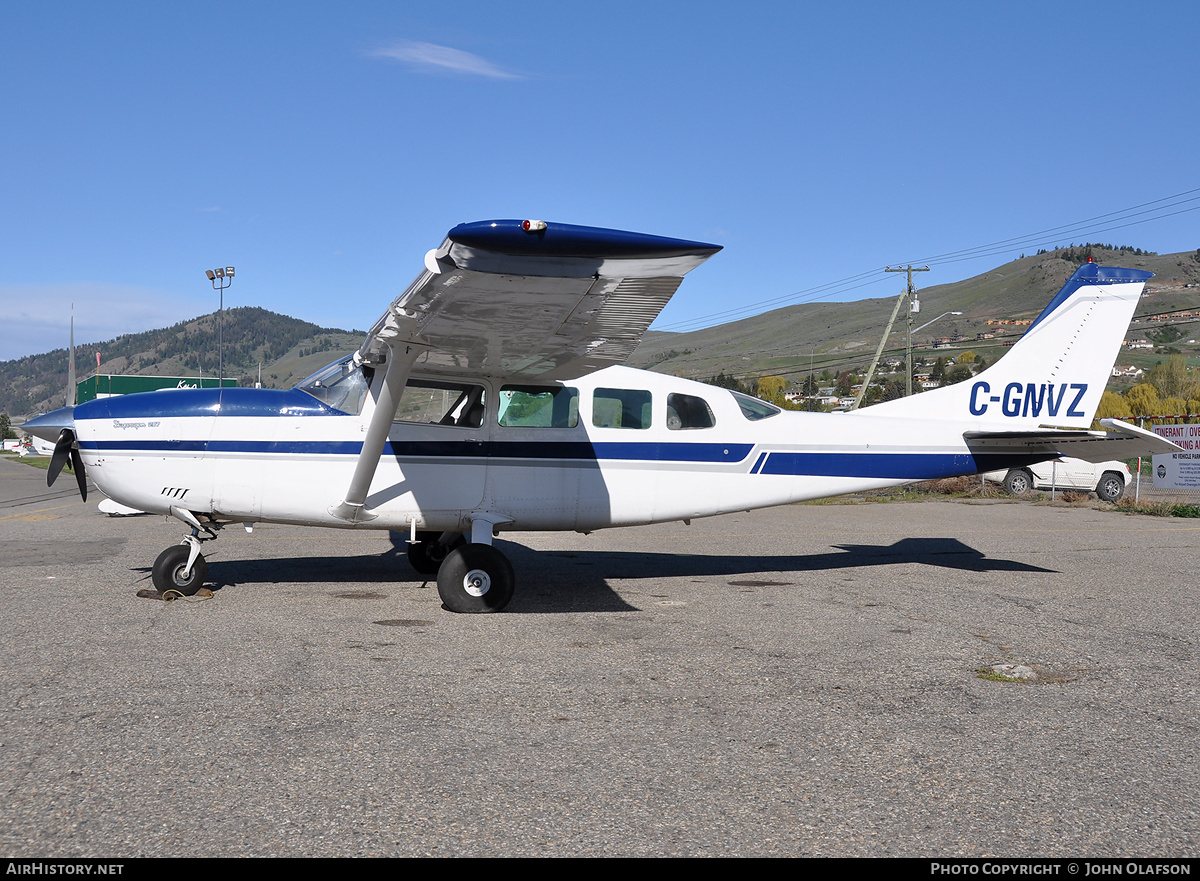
[463,568,491,597]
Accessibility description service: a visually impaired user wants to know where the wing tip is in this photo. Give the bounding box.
[447,219,721,259]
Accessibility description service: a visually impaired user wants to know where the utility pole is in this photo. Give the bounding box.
[886,265,929,396]
[851,288,907,410]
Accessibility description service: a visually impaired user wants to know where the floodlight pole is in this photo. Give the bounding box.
[205,266,235,388]
[909,309,965,392]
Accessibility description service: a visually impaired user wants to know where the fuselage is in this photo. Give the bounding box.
[67,361,1021,535]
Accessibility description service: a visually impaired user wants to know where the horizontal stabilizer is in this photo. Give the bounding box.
[964,418,1182,464]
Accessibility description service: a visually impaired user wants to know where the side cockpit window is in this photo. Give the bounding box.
[395,380,486,428]
[592,388,652,430]
[666,393,716,430]
[498,386,580,428]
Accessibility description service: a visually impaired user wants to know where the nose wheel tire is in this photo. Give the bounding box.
[152,545,207,596]
[436,544,515,613]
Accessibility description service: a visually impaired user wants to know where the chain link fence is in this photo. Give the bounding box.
[1128,415,1200,504]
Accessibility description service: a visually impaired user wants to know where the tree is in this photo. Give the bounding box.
[1149,355,1200,401]
[1124,383,1161,419]
[945,366,973,386]
[0,412,13,440]
[1096,391,1132,421]
[757,375,787,402]
[756,375,800,410]
[703,372,741,391]
[880,378,906,402]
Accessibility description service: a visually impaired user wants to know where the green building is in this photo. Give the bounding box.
[76,374,237,404]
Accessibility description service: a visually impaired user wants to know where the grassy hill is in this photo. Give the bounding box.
[4,245,1198,421]
[1,307,363,418]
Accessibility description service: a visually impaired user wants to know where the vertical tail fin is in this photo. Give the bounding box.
[861,263,1151,426]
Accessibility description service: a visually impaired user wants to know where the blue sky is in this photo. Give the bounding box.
[2,1,1197,361]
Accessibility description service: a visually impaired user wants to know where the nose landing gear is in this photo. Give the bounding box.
[152,543,208,595]
[149,508,220,596]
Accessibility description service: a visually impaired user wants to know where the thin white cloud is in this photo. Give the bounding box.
[0,283,197,362]
[368,40,524,80]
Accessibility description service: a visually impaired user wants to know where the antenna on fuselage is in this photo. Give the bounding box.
[68,304,76,407]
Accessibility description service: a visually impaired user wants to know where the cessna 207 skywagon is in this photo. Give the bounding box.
[24,219,1180,612]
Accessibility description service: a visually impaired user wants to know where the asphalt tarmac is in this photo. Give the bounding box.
[1,454,1197,857]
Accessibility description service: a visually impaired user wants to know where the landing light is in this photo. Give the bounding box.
[522,220,547,233]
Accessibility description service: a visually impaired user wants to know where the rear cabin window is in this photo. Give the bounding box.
[592,388,652,430]
[731,390,781,421]
[666,393,716,430]
[498,386,579,428]
[395,380,487,428]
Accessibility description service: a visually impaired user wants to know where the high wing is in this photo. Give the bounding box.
[964,418,1182,465]
[357,219,722,381]
[331,219,720,523]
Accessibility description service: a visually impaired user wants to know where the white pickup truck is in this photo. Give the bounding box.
[983,458,1132,502]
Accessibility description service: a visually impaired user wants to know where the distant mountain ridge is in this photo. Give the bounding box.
[4,246,1198,420]
[1,307,363,418]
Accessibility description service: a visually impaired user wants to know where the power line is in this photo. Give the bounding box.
[656,186,1200,333]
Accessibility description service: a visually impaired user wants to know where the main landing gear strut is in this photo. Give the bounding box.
[408,517,515,613]
[150,509,517,612]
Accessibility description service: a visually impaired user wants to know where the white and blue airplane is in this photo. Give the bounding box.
[24,219,1180,611]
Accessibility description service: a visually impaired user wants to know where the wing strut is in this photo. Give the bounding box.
[329,342,426,523]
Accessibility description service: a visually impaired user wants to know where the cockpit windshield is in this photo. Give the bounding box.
[295,356,371,416]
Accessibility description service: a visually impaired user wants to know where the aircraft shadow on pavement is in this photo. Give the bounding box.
[168,533,1055,615]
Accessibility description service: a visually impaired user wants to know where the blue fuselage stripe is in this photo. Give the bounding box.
[77,438,756,463]
[758,451,977,479]
[76,434,1045,479]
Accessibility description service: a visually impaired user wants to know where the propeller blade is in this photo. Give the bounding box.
[70,448,88,502]
[47,430,72,488]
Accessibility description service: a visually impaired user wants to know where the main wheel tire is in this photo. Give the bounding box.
[436,544,515,613]
[1096,471,1125,502]
[1003,469,1033,496]
[407,532,463,575]
[151,544,207,596]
